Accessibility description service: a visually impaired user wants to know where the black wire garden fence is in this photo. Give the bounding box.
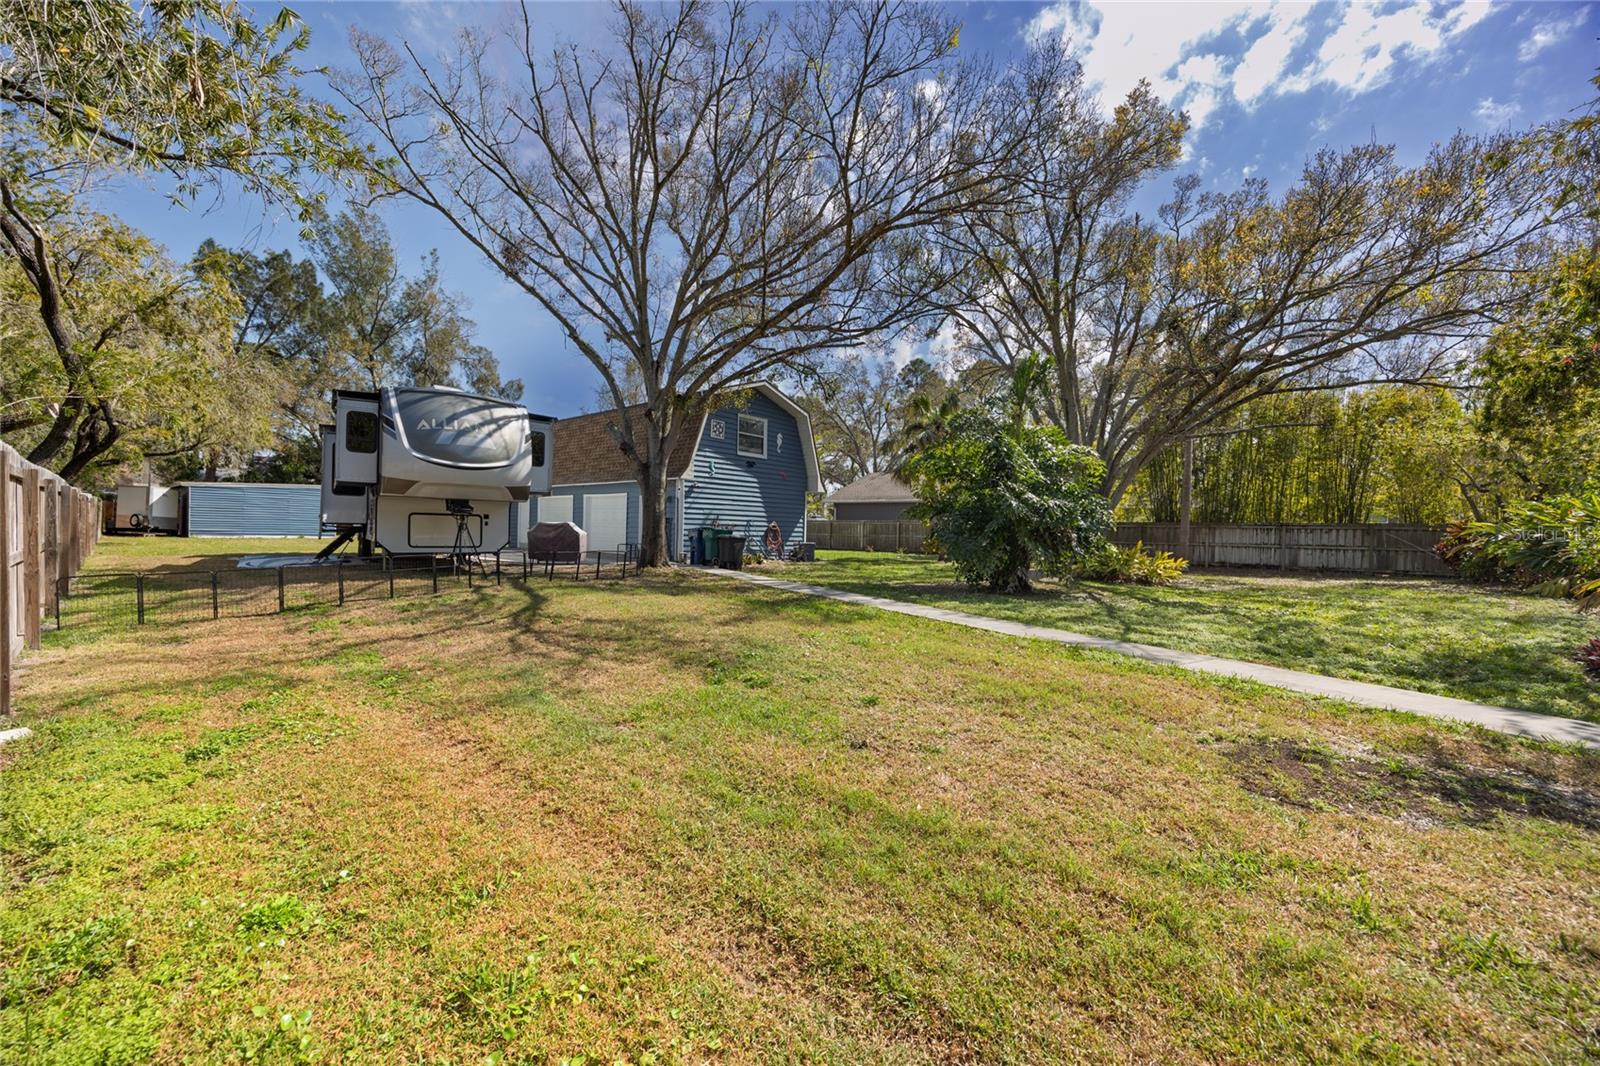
[52,547,641,637]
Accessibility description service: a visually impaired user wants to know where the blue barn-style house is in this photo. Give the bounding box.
[539,382,820,562]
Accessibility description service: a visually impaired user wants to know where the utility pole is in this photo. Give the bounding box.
[1179,437,1194,560]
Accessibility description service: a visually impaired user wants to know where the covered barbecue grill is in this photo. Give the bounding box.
[527,521,588,563]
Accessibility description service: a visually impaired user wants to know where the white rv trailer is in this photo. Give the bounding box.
[112,480,181,533]
[319,386,554,557]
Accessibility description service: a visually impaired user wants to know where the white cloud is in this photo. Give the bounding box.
[1173,52,1230,127]
[1026,1,1255,129]
[1027,0,1497,131]
[1518,6,1590,61]
[1474,96,1521,127]
[1232,5,1316,105]
[1312,1,1491,95]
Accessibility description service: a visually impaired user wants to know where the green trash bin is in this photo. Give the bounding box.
[704,526,732,567]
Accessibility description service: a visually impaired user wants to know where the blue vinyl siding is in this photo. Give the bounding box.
[679,393,806,559]
[183,483,322,537]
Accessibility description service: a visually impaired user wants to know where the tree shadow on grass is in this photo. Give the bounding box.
[1225,736,1600,832]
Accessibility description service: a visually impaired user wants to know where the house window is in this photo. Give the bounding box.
[737,414,767,458]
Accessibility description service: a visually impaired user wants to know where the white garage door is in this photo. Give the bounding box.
[537,494,573,525]
[582,492,629,554]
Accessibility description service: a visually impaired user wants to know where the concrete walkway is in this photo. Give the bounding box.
[705,568,1600,750]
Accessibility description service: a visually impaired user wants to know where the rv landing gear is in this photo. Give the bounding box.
[315,529,373,560]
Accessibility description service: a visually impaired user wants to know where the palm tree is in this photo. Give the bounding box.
[891,388,962,471]
[1004,351,1049,441]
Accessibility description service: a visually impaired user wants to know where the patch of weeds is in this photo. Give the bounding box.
[182,725,258,764]
[444,939,628,1041]
[702,645,782,691]
[232,1006,318,1064]
[149,851,199,880]
[237,895,313,937]
[158,804,233,832]
[1172,846,1277,890]
[1555,931,1600,962]
[2,914,131,1006]
[137,699,200,724]
[1252,930,1336,978]
[201,671,288,697]
[1,808,74,868]
[304,647,383,669]
[1438,931,1535,978]
[267,707,352,749]
[317,867,355,892]
[872,967,918,1010]
[1347,891,1385,932]
[445,869,516,917]
[1129,894,1200,945]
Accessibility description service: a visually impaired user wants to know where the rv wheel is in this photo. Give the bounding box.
[129,513,148,530]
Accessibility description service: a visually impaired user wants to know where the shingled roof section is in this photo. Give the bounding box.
[551,405,703,485]
[826,471,917,504]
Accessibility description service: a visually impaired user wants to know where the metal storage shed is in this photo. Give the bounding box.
[180,482,323,537]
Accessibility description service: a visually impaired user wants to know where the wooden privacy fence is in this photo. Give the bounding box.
[806,519,928,553]
[2,442,102,716]
[1110,522,1451,576]
[808,516,1452,577]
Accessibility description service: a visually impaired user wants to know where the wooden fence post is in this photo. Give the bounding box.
[42,478,59,626]
[21,466,41,650]
[1,446,13,718]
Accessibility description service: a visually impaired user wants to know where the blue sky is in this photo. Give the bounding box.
[99,0,1600,417]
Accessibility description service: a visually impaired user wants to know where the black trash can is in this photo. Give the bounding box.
[717,534,748,570]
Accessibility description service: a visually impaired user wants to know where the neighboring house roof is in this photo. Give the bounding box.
[551,405,703,485]
[827,472,916,505]
[552,382,823,493]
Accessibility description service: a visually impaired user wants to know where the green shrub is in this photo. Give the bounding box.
[1437,490,1600,609]
[904,413,1112,593]
[1435,522,1525,585]
[1575,637,1600,681]
[1077,541,1189,586]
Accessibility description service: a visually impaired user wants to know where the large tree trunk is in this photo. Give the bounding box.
[55,403,120,483]
[0,177,87,471]
[635,419,673,568]
[25,398,81,468]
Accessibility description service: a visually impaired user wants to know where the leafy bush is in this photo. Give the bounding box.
[1435,522,1527,585]
[1575,637,1600,681]
[1077,541,1189,585]
[1436,490,1600,609]
[904,413,1112,593]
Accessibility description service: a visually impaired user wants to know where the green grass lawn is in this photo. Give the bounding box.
[87,535,339,570]
[3,538,1598,1061]
[781,551,1600,723]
